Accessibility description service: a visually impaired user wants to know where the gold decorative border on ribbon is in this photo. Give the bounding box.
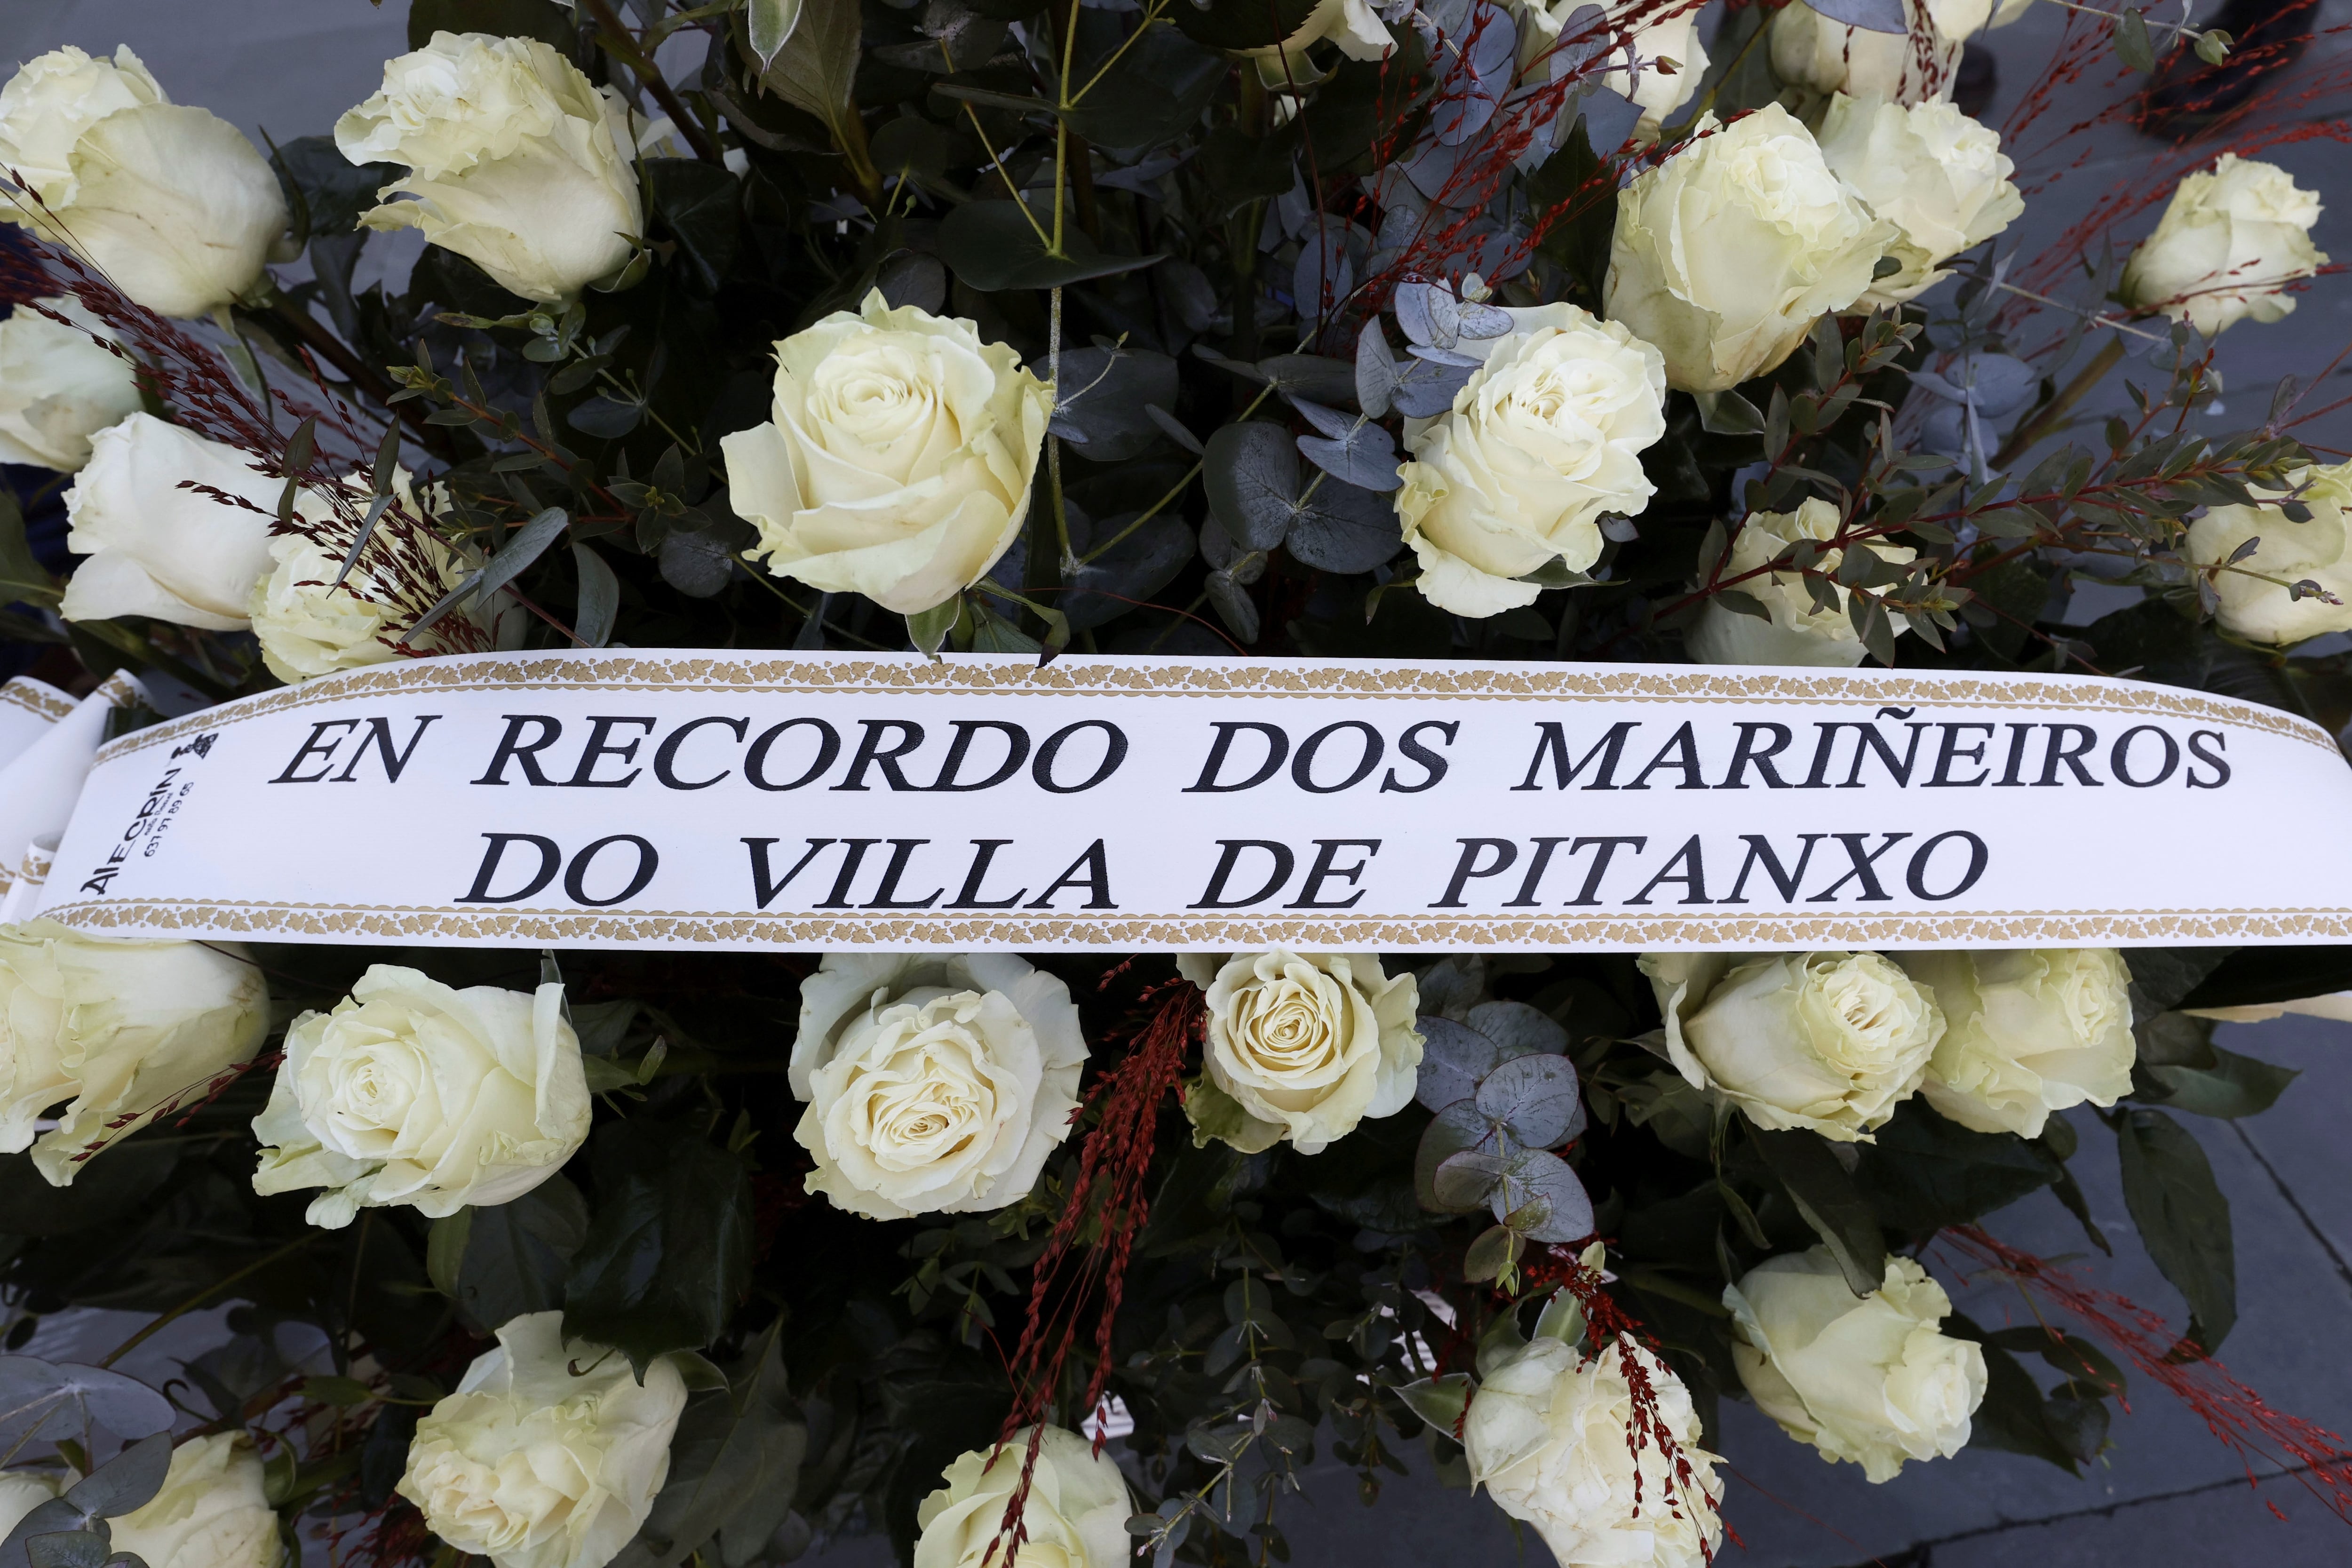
[40,896,2352,948]
[0,677,73,724]
[91,653,2344,761]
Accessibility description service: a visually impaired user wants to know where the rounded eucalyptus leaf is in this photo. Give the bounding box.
[1494,1148,1595,1244]
[1202,421,1299,552]
[0,1359,173,1445]
[1052,347,1180,463]
[1414,1014,1503,1111]
[1476,1052,1584,1150]
[1064,512,1193,630]
[1287,476,1402,573]
[63,1432,172,1519]
[1432,1148,1506,1211]
[1467,998,1568,1059]
[1413,1098,1493,1211]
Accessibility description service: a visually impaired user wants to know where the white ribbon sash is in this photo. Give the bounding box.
[32,652,2352,951]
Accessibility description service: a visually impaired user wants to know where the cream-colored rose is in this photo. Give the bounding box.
[0,921,267,1185]
[59,413,275,629]
[2122,155,2325,338]
[722,292,1052,615]
[337,32,643,303]
[0,1474,57,1537]
[1604,106,1896,393]
[1685,498,1917,667]
[251,965,588,1229]
[400,1312,686,1568]
[1397,303,1666,617]
[1463,1337,1724,1568]
[2186,460,2352,644]
[1899,948,2134,1137]
[0,297,141,471]
[1641,951,1941,1141]
[1240,0,1396,87]
[1602,2,1710,134]
[1816,96,2022,307]
[1771,0,1957,104]
[106,1434,275,1568]
[0,47,286,318]
[248,524,466,684]
[1178,950,1421,1154]
[915,1425,1132,1568]
[789,954,1085,1220]
[1726,1249,1987,1483]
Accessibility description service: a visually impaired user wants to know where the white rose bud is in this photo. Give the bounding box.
[1726,1248,1988,1483]
[1816,96,2023,308]
[1463,1336,1725,1568]
[0,297,142,471]
[59,413,276,629]
[336,32,644,304]
[723,292,1053,615]
[0,921,268,1186]
[1641,951,1942,1141]
[2186,460,2352,645]
[1685,498,1918,667]
[1604,106,1896,393]
[1178,950,1421,1154]
[1899,948,2135,1138]
[105,1434,276,1568]
[248,525,465,684]
[2122,154,2326,338]
[1396,302,1667,618]
[0,47,287,318]
[790,954,1086,1220]
[915,1425,1133,1568]
[251,965,590,1229]
[400,1312,687,1568]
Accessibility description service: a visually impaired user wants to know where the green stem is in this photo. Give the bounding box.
[100,1234,319,1368]
[1992,337,2128,470]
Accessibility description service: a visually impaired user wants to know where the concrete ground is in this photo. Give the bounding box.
[2,3,2348,1564]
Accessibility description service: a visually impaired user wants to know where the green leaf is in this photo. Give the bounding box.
[747,0,801,67]
[1985,1325,2128,1400]
[565,1123,755,1374]
[644,159,741,291]
[906,598,960,660]
[1203,421,1299,553]
[2114,8,2156,71]
[936,200,1164,292]
[2124,948,2235,1011]
[1856,1103,2060,1236]
[753,0,861,127]
[1945,1314,2082,1473]
[2115,1109,2235,1351]
[269,134,397,239]
[453,1176,590,1334]
[1749,1128,1886,1296]
[572,543,620,649]
[2144,1046,2298,1119]
[426,1207,473,1299]
[612,1322,806,1568]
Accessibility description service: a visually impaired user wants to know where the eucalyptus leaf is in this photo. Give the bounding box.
[1051,347,1180,462]
[1203,422,1300,552]
[938,202,1163,292]
[0,1359,172,1447]
[1494,1148,1594,1244]
[1475,1053,1583,1150]
[1287,476,1402,573]
[1414,1015,1502,1111]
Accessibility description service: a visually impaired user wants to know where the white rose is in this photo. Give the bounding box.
[59,413,276,630]
[789,954,1086,1220]
[1725,1248,1987,1483]
[0,920,267,1185]
[0,297,142,471]
[1241,0,1396,86]
[1768,0,2023,104]
[1463,1337,1725,1568]
[400,1312,687,1568]
[2186,460,2352,645]
[1397,303,1667,618]
[1816,96,2023,308]
[337,32,644,303]
[248,523,466,684]
[1601,3,1710,134]
[915,1425,1133,1568]
[1899,948,2134,1138]
[1603,106,1896,393]
[251,965,589,1230]
[105,1434,276,1568]
[0,47,287,318]
[0,1474,56,1536]
[1685,498,1917,667]
[1641,951,1942,1141]
[2122,154,2326,338]
[722,291,1053,615]
[1178,950,1421,1154]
